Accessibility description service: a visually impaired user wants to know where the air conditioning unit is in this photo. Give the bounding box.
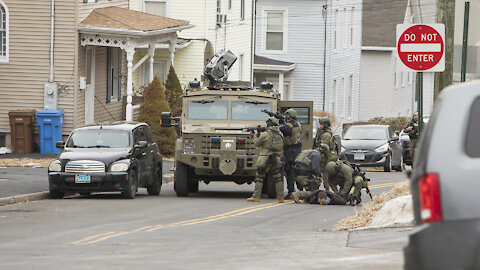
[216,13,227,26]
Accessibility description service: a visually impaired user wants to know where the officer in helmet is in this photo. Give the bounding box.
[247,117,285,203]
[325,161,364,205]
[318,143,338,191]
[280,108,303,199]
[289,147,322,203]
[314,118,336,157]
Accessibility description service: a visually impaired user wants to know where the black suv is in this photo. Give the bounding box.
[48,122,163,199]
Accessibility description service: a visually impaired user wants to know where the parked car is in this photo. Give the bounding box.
[48,121,163,199]
[404,81,480,269]
[340,125,403,172]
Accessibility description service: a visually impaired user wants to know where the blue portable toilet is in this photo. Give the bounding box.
[36,110,64,154]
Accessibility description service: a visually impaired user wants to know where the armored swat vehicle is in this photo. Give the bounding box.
[161,50,313,197]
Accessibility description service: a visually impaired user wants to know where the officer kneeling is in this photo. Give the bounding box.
[289,148,322,203]
[325,161,363,205]
[247,117,285,203]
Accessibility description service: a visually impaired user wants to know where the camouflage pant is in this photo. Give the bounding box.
[296,190,317,201]
[252,155,284,200]
[295,175,320,192]
[328,175,363,201]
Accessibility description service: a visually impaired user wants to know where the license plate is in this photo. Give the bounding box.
[75,175,91,184]
[354,153,365,160]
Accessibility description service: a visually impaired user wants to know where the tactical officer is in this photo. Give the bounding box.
[279,108,303,199]
[314,118,336,159]
[292,189,347,205]
[318,143,337,191]
[325,161,363,205]
[247,117,285,203]
[289,148,322,203]
[404,112,419,166]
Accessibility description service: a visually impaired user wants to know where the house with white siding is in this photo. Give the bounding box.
[253,0,362,130]
[129,0,254,91]
[359,0,416,121]
[0,0,191,150]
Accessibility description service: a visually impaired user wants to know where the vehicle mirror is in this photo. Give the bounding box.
[390,136,399,142]
[56,141,65,149]
[160,112,172,127]
[395,130,400,136]
[135,141,148,148]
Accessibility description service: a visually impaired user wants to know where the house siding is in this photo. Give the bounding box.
[0,0,76,142]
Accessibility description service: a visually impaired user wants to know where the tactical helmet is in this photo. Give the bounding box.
[267,117,279,126]
[320,118,331,128]
[325,161,337,175]
[284,108,297,119]
[319,143,330,154]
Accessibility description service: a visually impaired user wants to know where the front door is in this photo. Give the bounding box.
[85,46,95,125]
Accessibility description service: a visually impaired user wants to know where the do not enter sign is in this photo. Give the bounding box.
[396,24,445,72]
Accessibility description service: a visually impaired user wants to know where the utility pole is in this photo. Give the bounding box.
[461,1,470,82]
[434,0,455,99]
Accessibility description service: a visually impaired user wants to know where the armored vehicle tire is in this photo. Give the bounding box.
[147,166,162,195]
[383,153,392,172]
[175,161,189,197]
[122,171,137,199]
[188,180,199,193]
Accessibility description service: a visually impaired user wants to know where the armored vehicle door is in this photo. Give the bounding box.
[278,101,314,149]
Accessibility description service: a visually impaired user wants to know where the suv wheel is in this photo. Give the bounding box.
[147,166,162,196]
[175,161,189,197]
[383,153,392,172]
[49,190,64,199]
[122,170,137,199]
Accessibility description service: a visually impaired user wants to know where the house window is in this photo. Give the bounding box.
[0,1,8,63]
[141,60,167,87]
[265,10,285,52]
[348,74,353,117]
[334,9,339,51]
[217,0,221,13]
[343,7,347,49]
[144,0,167,16]
[107,48,122,103]
[332,79,337,115]
[341,77,345,117]
[240,0,245,21]
[350,7,355,47]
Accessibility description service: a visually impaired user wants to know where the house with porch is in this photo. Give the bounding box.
[129,0,255,90]
[359,0,416,121]
[0,0,191,149]
[253,0,362,129]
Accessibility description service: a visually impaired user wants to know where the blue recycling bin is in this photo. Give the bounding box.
[36,110,64,154]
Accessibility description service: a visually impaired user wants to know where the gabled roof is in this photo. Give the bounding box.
[78,7,192,36]
[362,0,408,47]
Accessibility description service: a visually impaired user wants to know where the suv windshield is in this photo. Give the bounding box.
[343,126,387,140]
[187,100,228,120]
[232,101,272,120]
[66,129,130,148]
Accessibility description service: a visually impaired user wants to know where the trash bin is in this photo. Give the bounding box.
[8,110,35,154]
[36,109,64,154]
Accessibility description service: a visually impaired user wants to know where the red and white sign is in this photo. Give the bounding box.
[396,24,445,72]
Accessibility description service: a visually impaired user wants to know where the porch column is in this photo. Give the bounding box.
[278,72,284,100]
[125,45,135,121]
[148,43,155,83]
[169,39,176,67]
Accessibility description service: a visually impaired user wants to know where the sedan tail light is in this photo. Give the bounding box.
[419,173,442,223]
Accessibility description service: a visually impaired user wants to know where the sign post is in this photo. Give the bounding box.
[397,24,445,136]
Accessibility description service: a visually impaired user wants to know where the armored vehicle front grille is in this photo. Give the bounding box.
[65,160,106,173]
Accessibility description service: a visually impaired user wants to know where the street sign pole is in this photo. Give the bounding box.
[417,72,423,135]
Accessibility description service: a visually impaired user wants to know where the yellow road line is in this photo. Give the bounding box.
[72,201,290,245]
[369,182,399,188]
[0,179,8,182]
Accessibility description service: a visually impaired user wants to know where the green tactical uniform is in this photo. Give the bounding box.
[327,161,363,201]
[404,118,419,165]
[249,125,284,201]
[281,119,303,194]
[292,149,322,201]
[319,144,337,191]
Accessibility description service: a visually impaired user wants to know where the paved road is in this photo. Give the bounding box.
[0,169,410,269]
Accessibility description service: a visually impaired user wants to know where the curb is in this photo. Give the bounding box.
[0,191,49,207]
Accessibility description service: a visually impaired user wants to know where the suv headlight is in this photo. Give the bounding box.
[374,143,389,153]
[183,138,195,154]
[110,162,129,172]
[48,160,62,172]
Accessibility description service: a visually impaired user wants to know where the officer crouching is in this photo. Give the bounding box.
[247,117,285,203]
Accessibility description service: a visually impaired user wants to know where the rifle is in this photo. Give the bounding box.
[261,110,286,123]
[352,164,373,200]
[245,125,266,137]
